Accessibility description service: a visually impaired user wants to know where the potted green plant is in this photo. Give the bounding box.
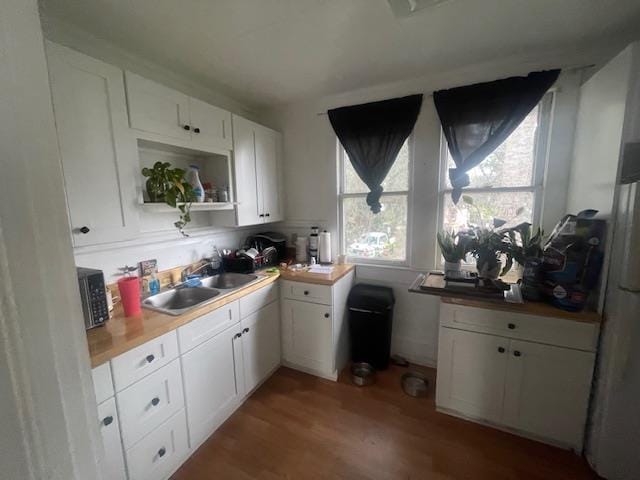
[141,162,196,236]
[467,222,516,279]
[507,222,544,266]
[142,161,172,202]
[437,230,469,272]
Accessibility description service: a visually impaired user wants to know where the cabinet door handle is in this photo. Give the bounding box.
[259,214,265,217]
[102,415,113,426]
[304,290,309,295]
[79,226,90,234]
[158,447,166,458]
[242,327,249,333]
[508,323,516,330]
[497,347,505,353]
[324,313,330,318]
[151,397,160,406]
[265,213,270,217]
[146,354,155,363]
[513,350,522,357]
[234,332,242,339]
[183,124,191,131]
[193,127,201,134]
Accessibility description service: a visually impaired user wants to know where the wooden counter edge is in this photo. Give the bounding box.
[88,273,280,368]
[440,296,602,324]
[277,263,355,286]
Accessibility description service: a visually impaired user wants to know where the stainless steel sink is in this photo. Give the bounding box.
[199,272,258,290]
[142,287,220,316]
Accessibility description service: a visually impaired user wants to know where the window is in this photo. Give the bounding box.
[339,141,411,263]
[438,95,553,244]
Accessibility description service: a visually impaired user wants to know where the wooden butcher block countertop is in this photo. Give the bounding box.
[277,263,355,286]
[87,272,279,368]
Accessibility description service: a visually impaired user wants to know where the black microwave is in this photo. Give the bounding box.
[77,267,108,329]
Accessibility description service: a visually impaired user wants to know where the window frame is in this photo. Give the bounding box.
[338,138,414,267]
[435,92,555,267]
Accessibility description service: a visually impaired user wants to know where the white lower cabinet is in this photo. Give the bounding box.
[90,282,282,479]
[436,328,509,423]
[280,272,355,380]
[117,358,185,449]
[125,409,189,480]
[181,322,244,448]
[281,298,332,374]
[436,303,597,451]
[241,300,281,393]
[97,397,127,480]
[501,339,595,447]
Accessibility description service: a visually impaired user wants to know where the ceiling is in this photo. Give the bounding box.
[40,0,640,108]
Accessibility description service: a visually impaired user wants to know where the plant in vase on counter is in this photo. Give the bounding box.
[142,161,196,236]
[437,230,470,272]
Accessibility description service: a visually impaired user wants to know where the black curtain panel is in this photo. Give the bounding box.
[434,69,560,203]
[328,94,423,213]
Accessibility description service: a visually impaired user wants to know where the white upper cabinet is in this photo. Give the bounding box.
[47,42,139,247]
[126,72,232,152]
[232,115,284,226]
[125,71,191,142]
[255,125,284,222]
[189,97,232,151]
[232,115,262,225]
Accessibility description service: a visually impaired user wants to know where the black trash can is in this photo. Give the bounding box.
[348,284,395,370]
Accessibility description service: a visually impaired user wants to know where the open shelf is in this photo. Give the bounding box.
[139,202,235,213]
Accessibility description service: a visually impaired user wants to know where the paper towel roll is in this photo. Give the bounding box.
[319,230,332,264]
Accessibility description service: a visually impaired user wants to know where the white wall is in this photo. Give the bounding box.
[0,0,102,477]
[266,67,583,366]
[566,48,633,218]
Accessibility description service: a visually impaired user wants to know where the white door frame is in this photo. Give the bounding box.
[0,1,103,478]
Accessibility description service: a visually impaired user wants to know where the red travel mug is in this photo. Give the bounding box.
[118,276,141,317]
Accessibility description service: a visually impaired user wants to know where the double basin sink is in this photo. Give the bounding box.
[142,272,259,316]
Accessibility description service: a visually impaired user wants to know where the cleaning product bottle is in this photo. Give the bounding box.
[187,165,205,202]
[149,270,160,295]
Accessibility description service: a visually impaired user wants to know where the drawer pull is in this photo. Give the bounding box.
[324,313,330,318]
[146,354,155,363]
[158,447,166,458]
[513,350,522,357]
[304,290,309,295]
[242,327,250,334]
[508,323,516,330]
[497,347,505,353]
[102,415,113,426]
[151,397,160,407]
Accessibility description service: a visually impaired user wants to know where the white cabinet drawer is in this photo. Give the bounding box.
[92,362,114,405]
[125,409,189,480]
[111,330,179,392]
[239,282,278,319]
[439,303,599,351]
[97,397,126,480]
[117,359,185,449]
[281,279,331,305]
[177,301,239,353]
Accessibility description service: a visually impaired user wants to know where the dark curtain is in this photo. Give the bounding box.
[328,94,423,213]
[434,69,560,203]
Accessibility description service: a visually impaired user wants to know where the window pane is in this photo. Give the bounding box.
[445,106,539,189]
[344,141,409,194]
[343,195,407,261]
[442,191,534,232]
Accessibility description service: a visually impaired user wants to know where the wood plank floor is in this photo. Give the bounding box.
[172,365,600,480]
